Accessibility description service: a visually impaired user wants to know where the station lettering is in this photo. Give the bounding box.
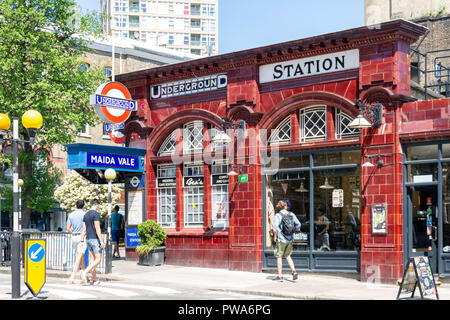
[259,49,359,83]
[272,56,345,79]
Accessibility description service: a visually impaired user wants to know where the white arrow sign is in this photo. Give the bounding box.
[31,246,43,260]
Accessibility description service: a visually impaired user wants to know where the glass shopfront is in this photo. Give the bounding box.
[263,148,361,272]
[404,142,450,275]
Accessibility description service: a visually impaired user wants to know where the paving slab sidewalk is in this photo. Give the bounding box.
[107,259,450,300]
[3,257,448,300]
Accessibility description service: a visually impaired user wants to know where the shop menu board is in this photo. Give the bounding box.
[396,256,439,300]
[414,257,436,296]
[127,190,143,226]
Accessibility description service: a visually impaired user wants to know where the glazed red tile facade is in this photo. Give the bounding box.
[117,20,450,283]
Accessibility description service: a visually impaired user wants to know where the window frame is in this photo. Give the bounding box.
[183,121,203,155]
[183,163,204,228]
[336,109,359,139]
[269,116,291,145]
[211,163,229,228]
[157,164,177,228]
[300,106,327,142]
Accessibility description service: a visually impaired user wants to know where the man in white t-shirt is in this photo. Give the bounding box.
[67,200,86,284]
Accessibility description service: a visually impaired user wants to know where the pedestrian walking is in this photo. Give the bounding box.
[111,205,123,259]
[67,200,86,284]
[314,207,330,251]
[80,198,104,285]
[273,200,301,282]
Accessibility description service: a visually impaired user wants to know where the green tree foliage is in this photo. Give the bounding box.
[25,149,62,215]
[0,148,61,218]
[0,0,108,227]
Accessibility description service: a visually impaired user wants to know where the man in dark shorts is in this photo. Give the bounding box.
[80,198,104,285]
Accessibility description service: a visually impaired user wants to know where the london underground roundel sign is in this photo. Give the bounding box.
[90,82,137,124]
[104,123,126,144]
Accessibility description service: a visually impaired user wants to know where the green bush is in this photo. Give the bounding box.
[135,220,167,256]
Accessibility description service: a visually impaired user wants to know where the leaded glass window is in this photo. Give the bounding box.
[157,165,176,227]
[183,121,203,154]
[184,163,204,227]
[211,163,229,228]
[336,109,359,139]
[269,116,291,145]
[300,106,326,142]
[158,132,176,156]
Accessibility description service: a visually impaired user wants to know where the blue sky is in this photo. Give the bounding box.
[75,0,365,54]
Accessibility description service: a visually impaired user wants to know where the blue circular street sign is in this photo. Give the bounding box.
[28,243,45,263]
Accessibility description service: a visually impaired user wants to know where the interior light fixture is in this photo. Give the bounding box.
[319,177,334,189]
[295,181,309,193]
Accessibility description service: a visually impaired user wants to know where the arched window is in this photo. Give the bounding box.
[300,106,326,142]
[269,116,291,145]
[183,121,203,154]
[336,109,359,139]
[157,131,176,156]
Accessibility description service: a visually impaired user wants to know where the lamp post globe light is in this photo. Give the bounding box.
[22,110,43,145]
[0,110,43,299]
[0,113,11,138]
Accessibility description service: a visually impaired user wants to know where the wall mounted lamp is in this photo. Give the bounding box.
[362,154,384,168]
[228,164,244,176]
[211,118,246,144]
[348,100,383,129]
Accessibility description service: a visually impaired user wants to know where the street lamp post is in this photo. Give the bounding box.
[104,168,116,269]
[0,111,42,299]
[18,179,23,228]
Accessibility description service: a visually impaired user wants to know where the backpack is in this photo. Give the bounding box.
[280,212,296,236]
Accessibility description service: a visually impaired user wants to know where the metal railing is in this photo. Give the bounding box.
[411,48,450,99]
[1,231,112,274]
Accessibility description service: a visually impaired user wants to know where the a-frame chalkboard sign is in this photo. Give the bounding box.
[396,256,439,300]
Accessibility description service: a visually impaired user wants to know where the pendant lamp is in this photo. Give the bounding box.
[320,177,334,189]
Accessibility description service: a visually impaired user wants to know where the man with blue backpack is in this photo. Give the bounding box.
[273,199,301,282]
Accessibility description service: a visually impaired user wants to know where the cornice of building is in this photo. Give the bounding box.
[115,19,427,85]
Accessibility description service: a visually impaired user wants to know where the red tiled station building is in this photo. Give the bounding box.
[118,19,450,283]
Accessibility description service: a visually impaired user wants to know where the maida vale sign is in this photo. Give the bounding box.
[87,152,139,170]
[151,73,227,100]
[259,49,359,84]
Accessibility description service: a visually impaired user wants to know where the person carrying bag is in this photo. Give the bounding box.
[273,200,301,282]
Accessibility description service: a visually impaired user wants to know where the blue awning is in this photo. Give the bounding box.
[65,143,146,184]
